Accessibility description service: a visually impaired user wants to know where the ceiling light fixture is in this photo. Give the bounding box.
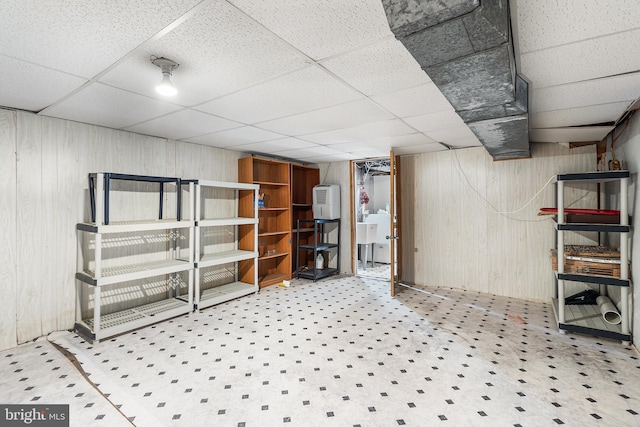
[151,55,179,96]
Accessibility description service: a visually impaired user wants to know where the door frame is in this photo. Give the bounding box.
[390,151,397,295]
[349,156,403,295]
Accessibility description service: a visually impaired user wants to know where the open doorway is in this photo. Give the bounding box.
[352,158,396,281]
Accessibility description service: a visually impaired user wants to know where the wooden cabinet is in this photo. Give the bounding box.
[238,157,292,288]
[290,164,320,275]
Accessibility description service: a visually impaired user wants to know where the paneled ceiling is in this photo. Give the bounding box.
[1,0,639,163]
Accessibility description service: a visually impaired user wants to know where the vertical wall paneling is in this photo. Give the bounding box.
[398,155,415,285]
[40,116,61,334]
[175,141,242,181]
[16,111,43,342]
[57,119,82,330]
[0,107,615,351]
[416,153,430,284]
[175,142,207,179]
[0,110,283,351]
[317,161,352,275]
[165,138,177,180]
[610,112,640,345]
[455,148,489,290]
[407,143,596,301]
[0,110,18,349]
[136,133,167,176]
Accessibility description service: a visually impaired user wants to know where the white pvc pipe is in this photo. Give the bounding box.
[596,295,621,325]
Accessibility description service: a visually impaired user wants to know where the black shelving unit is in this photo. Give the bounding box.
[552,170,632,342]
[296,219,340,282]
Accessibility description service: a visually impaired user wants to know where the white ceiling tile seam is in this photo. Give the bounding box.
[37,0,215,116]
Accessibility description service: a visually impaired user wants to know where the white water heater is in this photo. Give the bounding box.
[313,184,340,219]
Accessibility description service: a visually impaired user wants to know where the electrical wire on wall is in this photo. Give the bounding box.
[451,149,590,222]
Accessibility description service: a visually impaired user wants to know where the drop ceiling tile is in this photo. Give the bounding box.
[519,28,640,89]
[275,145,346,160]
[378,132,437,147]
[372,83,453,118]
[0,55,87,112]
[513,0,640,54]
[304,153,359,163]
[183,126,286,148]
[229,0,393,60]
[404,111,465,133]
[124,109,241,140]
[321,37,431,96]
[329,141,383,152]
[425,125,481,146]
[349,147,391,158]
[393,143,446,155]
[531,102,630,129]
[531,73,640,113]
[323,132,434,153]
[195,66,362,123]
[100,0,311,106]
[42,83,182,130]
[302,119,415,145]
[0,0,201,77]
[446,137,483,148]
[257,99,394,136]
[228,137,318,153]
[530,126,614,143]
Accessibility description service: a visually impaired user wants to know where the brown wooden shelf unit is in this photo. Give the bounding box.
[239,156,293,287]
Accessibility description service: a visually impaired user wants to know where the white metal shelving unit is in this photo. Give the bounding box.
[75,173,195,343]
[193,180,259,310]
[553,170,632,342]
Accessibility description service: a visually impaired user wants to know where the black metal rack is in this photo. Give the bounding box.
[296,218,340,282]
[89,172,182,224]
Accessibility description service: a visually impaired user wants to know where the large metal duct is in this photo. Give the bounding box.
[382,0,530,160]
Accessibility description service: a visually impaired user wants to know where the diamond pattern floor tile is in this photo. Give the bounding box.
[1,267,638,426]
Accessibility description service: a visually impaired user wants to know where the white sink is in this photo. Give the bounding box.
[356,223,377,270]
[356,222,377,244]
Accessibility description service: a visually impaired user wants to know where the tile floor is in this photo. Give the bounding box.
[357,259,392,282]
[2,268,640,426]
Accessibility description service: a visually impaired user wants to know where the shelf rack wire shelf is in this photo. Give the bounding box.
[89,172,182,224]
[192,179,259,310]
[296,218,340,282]
[553,170,631,342]
[75,173,195,343]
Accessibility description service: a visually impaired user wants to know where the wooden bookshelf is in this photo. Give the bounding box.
[239,156,292,287]
[290,164,320,275]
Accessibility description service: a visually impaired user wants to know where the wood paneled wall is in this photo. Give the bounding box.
[0,110,17,350]
[0,109,243,351]
[399,143,597,302]
[317,161,353,275]
[609,112,640,346]
[0,106,619,351]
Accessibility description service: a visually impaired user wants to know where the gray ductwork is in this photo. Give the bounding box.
[382,0,530,160]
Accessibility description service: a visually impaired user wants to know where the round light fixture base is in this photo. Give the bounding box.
[151,56,179,96]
